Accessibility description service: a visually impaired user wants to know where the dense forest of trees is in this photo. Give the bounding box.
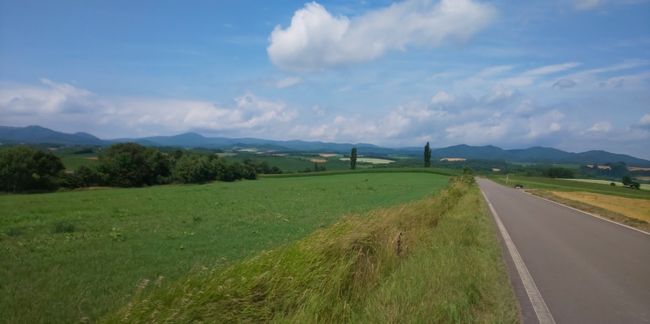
[0,143,278,193]
[0,146,65,192]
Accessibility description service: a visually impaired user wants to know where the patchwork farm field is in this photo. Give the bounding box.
[560,178,650,190]
[490,175,650,200]
[0,172,448,323]
[551,191,650,223]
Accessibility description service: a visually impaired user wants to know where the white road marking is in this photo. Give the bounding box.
[481,189,556,324]
[522,191,650,236]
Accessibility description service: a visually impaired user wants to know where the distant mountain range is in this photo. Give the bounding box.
[1,125,649,166]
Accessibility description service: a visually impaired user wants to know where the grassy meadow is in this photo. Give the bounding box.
[107,177,518,323]
[57,152,99,170]
[0,172,448,323]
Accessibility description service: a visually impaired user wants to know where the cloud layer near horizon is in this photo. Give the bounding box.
[267,0,496,71]
[1,66,649,159]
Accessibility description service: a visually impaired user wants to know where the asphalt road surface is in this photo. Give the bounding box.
[477,178,650,324]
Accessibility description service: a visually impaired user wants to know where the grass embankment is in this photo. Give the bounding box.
[0,173,447,323]
[107,177,518,323]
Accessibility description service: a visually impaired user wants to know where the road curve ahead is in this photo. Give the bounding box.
[477,178,650,324]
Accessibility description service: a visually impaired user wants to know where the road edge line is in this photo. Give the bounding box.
[523,191,650,236]
[480,189,556,324]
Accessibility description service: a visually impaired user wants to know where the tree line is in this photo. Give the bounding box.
[0,143,280,193]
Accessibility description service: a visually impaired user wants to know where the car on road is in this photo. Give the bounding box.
[514,184,524,189]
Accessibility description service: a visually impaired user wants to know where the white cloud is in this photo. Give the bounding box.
[267,0,496,71]
[573,0,604,10]
[524,62,581,77]
[500,62,581,87]
[553,79,577,89]
[312,105,325,116]
[0,80,296,138]
[483,85,516,103]
[445,121,509,143]
[474,65,513,78]
[0,78,97,115]
[430,91,455,105]
[572,0,648,11]
[587,121,612,132]
[640,113,650,125]
[274,76,303,89]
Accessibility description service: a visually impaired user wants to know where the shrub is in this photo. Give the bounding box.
[172,154,214,184]
[5,227,23,237]
[543,167,574,178]
[53,221,75,233]
[64,165,102,188]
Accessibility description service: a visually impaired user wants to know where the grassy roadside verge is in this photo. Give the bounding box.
[106,176,518,323]
[528,190,650,233]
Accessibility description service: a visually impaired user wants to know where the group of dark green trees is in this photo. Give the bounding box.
[622,176,641,190]
[0,143,276,193]
[0,146,66,192]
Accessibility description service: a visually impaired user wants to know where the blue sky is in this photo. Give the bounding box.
[1,0,649,158]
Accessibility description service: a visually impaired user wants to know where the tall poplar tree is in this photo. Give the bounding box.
[350,147,358,170]
[424,142,431,167]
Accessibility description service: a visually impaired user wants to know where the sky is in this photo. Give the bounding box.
[1,0,649,158]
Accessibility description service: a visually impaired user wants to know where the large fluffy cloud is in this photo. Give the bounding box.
[267,0,496,71]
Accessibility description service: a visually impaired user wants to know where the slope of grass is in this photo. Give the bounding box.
[107,177,517,323]
[491,175,650,200]
[0,172,448,323]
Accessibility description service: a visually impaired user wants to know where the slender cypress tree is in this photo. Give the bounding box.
[350,147,358,170]
[424,142,431,167]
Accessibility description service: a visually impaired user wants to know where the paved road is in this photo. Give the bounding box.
[477,178,650,324]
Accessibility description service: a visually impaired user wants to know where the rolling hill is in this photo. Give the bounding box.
[1,125,648,166]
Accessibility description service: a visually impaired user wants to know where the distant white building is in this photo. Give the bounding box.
[440,157,466,162]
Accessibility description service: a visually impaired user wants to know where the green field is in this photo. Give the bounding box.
[227,153,352,172]
[109,177,517,323]
[0,172,448,323]
[490,175,650,200]
[560,178,650,190]
[57,152,99,170]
